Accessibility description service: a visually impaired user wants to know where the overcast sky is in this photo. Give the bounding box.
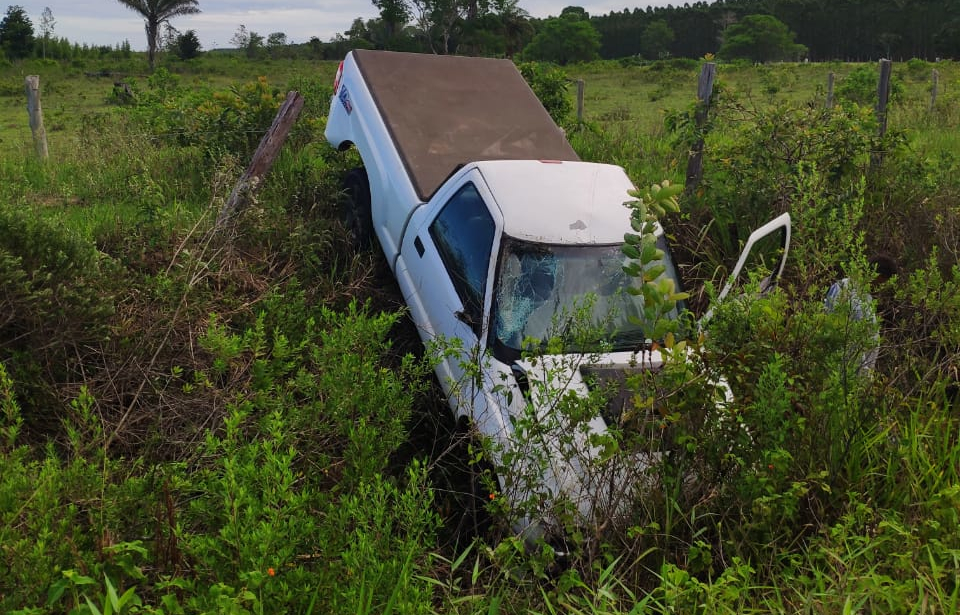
[28,1,677,51]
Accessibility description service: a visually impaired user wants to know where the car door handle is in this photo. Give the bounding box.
[414,236,425,257]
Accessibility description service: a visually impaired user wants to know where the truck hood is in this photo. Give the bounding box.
[474,160,637,244]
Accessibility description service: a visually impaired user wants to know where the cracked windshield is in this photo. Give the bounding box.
[491,236,683,355]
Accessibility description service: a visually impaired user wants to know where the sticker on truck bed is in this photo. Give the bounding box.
[338,85,353,115]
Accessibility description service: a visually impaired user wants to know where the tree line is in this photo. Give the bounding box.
[0,4,194,65]
[592,0,959,62]
[2,0,956,72]
[334,0,958,63]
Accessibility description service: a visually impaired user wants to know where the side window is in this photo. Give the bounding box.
[429,183,496,328]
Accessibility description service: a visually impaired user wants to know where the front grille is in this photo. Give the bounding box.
[580,365,664,439]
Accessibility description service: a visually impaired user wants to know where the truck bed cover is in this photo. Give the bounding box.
[352,50,580,202]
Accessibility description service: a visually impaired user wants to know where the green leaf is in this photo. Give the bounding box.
[116,586,140,609]
[641,284,659,304]
[64,571,97,587]
[47,577,70,606]
[660,180,683,200]
[84,596,103,615]
[643,264,666,282]
[640,242,661,264]
[161,594,183,614]
[105,575,119,613]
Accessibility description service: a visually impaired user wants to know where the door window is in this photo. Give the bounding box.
[429,183,496,330]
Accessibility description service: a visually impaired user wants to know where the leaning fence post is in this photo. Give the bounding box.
[826,72,835,108]
[930,69,939,112]
[685,62,716,195]
[24,75,49,160]
[216,91,305,232]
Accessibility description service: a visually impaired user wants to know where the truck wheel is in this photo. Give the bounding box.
[341,167,373,247]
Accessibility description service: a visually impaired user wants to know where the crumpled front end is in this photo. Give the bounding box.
[482,349,669,545]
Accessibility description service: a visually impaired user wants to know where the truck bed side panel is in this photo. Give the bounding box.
[326,54,424,266]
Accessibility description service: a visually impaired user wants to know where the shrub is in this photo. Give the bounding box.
[836,64,904,106]
[176,298,437,612]
[0,203,115,417]
[904,57,931,81]
[125,73,288,162]
[678,98,876,286]
[650,57,699,72]
[518,62,573,126]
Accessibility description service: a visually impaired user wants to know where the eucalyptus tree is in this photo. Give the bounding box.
[115,0,200,70]
[40,7,55,59]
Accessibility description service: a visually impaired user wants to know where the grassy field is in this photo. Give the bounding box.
[1,52,959,614]
[566,58,960,176]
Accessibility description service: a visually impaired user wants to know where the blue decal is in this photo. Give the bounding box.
[339,85,353,115]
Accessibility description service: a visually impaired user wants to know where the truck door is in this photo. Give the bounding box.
[701,213,792,323]
[395,176,499,417]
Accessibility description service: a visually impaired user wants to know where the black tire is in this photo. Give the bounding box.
[341,167,373,248]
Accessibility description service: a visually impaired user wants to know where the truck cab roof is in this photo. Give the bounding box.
[474,159,636,245]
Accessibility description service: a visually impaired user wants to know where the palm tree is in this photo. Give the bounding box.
[115,0,200,70]
[498,0,532,58]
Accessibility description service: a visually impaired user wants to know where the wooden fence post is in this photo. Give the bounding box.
[216,91,305,231]
[24,75,49,160]
[576,78,585,124]
[876,59,892,139]
[872,59,893,170]
[930,69,939,112]
[826,72,835,108]
[685,62,716,195]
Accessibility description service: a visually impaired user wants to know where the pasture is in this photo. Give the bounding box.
[1,53,958,614]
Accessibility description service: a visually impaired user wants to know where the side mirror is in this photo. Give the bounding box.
[455,307,483,337]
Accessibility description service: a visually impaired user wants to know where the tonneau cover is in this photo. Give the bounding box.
[352,50,580,202]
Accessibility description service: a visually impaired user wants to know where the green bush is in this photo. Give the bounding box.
[649,57,699,72]
[904,57,931,81]
[683,98,876,277]
[0,382,157,610]
[125,72,289,162]
[172,296,437,612]
[2,295,439,613]
[836,64,904,106]
[518,62,573,126]
[0,203,115,414]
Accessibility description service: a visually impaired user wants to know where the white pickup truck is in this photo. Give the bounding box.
[325,50,790,543]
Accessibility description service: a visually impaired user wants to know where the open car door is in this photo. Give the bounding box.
[702,212,791,323]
